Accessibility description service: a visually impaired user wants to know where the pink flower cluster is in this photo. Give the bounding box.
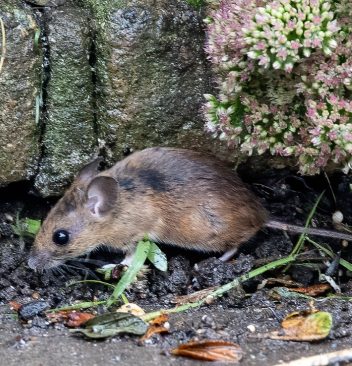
[204,0,352,174]
[243,0,339,72]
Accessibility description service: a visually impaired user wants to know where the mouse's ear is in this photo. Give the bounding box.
[85,176,118,217]
[76,157,104,184]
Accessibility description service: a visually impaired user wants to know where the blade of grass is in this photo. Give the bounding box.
[290,191,325,256]
[46,300,107,313]
[306,237,352,272]
[67,280,116,289]
[107,240,151,307]
[121,293,129,304]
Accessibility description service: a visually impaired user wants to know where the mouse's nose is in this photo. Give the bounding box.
[27,249,50,271]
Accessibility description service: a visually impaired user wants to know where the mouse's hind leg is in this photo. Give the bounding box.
[219,247,238,261]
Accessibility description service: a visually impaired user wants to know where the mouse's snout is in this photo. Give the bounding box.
[27,249,59,271]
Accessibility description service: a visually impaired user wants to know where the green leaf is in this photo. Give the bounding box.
[70,312,148,339]
[11,216,41,239]
[311,311,333,339]
[24,218,41,236]
[147,242,167,272]
[107,240,151,307]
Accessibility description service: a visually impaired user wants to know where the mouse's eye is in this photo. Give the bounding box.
[52,229,70,246]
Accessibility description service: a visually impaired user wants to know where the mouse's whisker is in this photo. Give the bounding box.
[70,257,113,266]
[63,263,100,279]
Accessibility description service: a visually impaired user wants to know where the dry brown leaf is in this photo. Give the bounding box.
[140,324,169,341]
[259,278,302,289]
[171,340,243,362]
[46,311,67,323]
[289,284,331,296]
[269,309,332,341]
[47,310,95,327]
[149,314,168,325]
[66,312,95,327]
[140,314,170,342]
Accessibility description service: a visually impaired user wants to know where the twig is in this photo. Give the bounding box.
[324,172,336,206]
[272,348,352,366]
[0,17,6,74]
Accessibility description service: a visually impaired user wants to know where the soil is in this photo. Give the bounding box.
[1,168,352,366]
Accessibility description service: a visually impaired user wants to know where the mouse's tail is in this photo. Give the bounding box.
[265,219,352,242]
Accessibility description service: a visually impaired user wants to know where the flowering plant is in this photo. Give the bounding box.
[204,0,352,174]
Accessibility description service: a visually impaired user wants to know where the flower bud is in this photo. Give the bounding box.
[252,30,261,38]
[303,48,311,57]
[284,63,293,72]
[322,2,331,11]
[247,51,259,59]
[282,12,290,21]
[323,47,332,55]
[303,6,310,15]
[273,60,282,69]
[328,39,337,49]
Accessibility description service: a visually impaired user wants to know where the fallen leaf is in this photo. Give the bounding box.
[140,314,170,342]
[140,324,169,341]
[24,218,41,236]
[289,284,331,297]
[116,303,145,316]
[47,310,95,327]
[171,340,243,362]
[269,287,313,301]
[149,314,168,325]
[269,309,332,341]
[66,312,95,327]
[70,312,148,339]
[257,277,302,290]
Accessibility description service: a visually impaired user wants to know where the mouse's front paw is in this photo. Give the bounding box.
[98,262,149,281]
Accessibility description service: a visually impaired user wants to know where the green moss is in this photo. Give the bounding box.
[0,2,41,184]
[34,5,97,195]
[185,0,205,9]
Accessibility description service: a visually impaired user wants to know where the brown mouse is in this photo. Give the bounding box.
[28,147,352,271]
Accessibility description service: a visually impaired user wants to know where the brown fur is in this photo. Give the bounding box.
[28,147,268,270]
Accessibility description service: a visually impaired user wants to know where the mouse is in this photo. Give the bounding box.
[27,147,352,271]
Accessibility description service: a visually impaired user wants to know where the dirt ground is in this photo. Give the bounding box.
[1,168,352,366]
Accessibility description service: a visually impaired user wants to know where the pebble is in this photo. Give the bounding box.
[19,301,49,320]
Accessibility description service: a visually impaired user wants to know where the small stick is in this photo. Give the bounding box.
[272,348,352,366]
[0,17,6,74]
